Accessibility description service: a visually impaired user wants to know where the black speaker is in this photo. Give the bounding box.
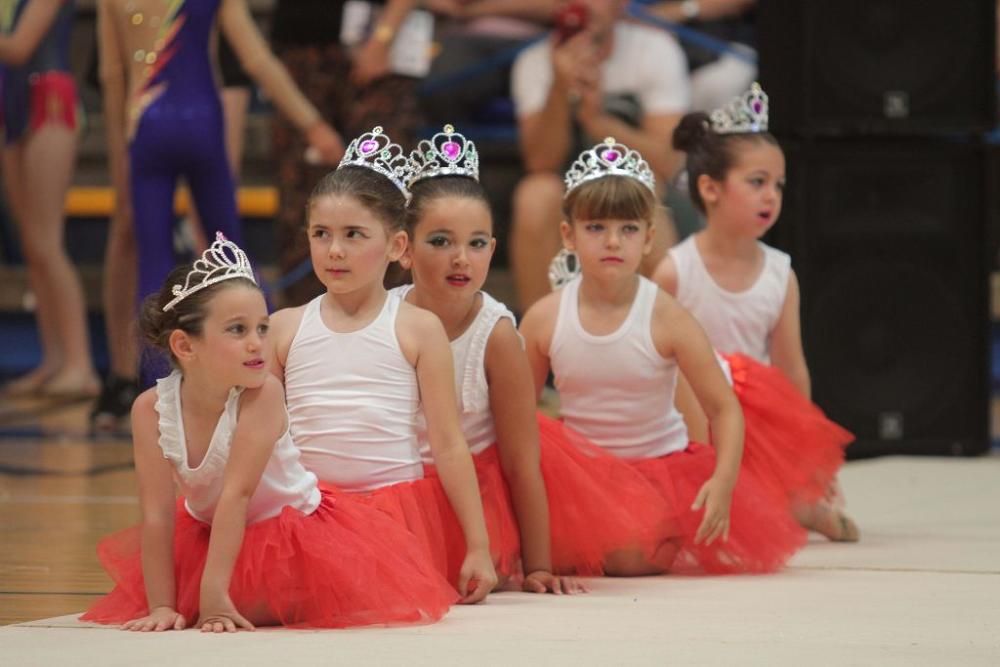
[767,139,990,457]
[758,0,997,137]
[987,138,1000,272]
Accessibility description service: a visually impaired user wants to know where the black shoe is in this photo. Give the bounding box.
[90,375,139,432]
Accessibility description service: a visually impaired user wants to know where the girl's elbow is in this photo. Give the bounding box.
[219,485,255,508]
[705,394,743,423]
[141,512,174,531]
[434,437,469,463]
[498,449,541,484]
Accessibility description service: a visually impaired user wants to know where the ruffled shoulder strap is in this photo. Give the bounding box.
[459,292,518,413]
[154,371,185,466]
[193,385,245,479]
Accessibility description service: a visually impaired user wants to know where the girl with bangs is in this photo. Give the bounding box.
[520,137,806,574]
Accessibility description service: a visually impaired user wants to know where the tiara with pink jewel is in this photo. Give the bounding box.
[338,126,413,199]
[564,137,656,196]
[710,82,769,135]
[407,124,480,187]
[162,233,256,312]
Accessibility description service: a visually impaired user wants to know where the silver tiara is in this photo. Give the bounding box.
[163,233,256,311]
[710,82,768,134]
[564,137,656,196]
[408,124,479,187]
[338,126,413,199]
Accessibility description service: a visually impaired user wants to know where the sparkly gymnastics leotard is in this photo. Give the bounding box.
[0,0,78,144]
[115,0,242,301]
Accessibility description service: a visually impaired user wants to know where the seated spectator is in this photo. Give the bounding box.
[422,0,560,126]
[646,0,757,111]
[509,0,689,311]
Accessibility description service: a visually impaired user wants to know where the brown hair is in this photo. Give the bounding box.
[672,111,782,213]
[562,175,657,225]
[138,264,259,367]
[306,165,407,232]
[404,175,492,233]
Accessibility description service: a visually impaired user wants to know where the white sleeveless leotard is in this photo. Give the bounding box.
[155,371,320,524]
[392,285,518,463]
[549,276,689,459]
[284,294,424,491]
[669,236,791,363]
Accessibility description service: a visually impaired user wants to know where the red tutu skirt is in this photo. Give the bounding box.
[82,490,457,628]
[537,414,682,575]
[726,354,853,507]
[423,447,521,583]
[324,464,519,592]
[630,443,807,574]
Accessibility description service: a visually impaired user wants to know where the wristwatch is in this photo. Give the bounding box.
[680,0,701,20]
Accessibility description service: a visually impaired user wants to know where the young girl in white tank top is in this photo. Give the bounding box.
[522,138,807,574]
[269,128,497,603]
[83,236,455,631]
[654,83,858,542]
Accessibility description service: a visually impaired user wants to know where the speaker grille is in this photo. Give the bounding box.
[782,140,989,456]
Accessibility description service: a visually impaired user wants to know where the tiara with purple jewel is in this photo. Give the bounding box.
[163,233,256,312]
[710,82,768,135]
[407,124,480,187]
[564,137,656,196]
[338,126,413,198]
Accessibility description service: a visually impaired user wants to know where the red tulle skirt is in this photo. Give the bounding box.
[82,490,457,628]
[537,414,682,575]
[630,443,807,574]
[323,464,519,592]
[726,354,853,507]
[423,447,522,583]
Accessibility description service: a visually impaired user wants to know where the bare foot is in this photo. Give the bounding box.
[796,502,860,543]
[1,365,59,397]
[39,370,101,400]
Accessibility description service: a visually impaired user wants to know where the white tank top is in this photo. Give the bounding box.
[549,276,689,459]
[392,285,517,463]
[669,236,791,363]
[284,294,424,491]
[154,371,321,524]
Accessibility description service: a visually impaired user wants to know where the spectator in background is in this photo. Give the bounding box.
[421,0,559,126]
[89,33,256,431]
[647,0,757,111]
[93,0,342,429]
[0,0,99,400]
[271,0,425,306]
[508,0,689,311]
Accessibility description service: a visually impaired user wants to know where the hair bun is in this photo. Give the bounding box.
[672,111,711,152]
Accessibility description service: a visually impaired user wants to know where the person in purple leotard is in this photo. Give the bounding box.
[91,0,345,427]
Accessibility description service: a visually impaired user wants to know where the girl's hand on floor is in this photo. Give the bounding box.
[197,592,254,633]
[692,476,734,545]
[457,548,498,604]
[121,606,186,632]
[523,570,589,595]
